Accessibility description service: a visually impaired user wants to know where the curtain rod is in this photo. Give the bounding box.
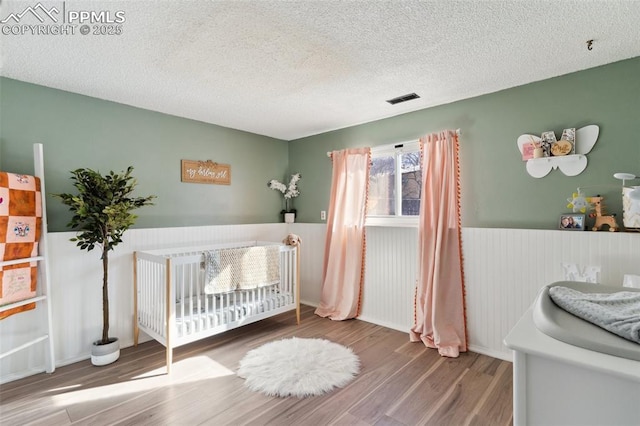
[326,129,461,157]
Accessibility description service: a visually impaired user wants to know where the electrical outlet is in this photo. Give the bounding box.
[321,210,326,220]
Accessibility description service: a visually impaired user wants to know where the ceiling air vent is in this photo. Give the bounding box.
[386,93,420,105]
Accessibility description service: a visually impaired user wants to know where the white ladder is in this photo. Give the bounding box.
[0,144,55,374]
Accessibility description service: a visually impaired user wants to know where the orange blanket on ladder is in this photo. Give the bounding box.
[0,172,42,320]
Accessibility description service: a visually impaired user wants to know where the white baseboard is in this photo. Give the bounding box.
[468,344,513,362]
[356,314,409,334]
[0,366,49,385]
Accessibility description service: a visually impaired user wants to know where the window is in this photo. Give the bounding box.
[367,140,421,227]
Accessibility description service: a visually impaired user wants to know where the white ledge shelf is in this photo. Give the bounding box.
[517,124,599,178]
[526,154,587,178]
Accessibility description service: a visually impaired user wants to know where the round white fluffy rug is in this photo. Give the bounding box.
[237,337,360,398]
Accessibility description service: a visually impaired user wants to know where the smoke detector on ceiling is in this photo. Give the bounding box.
[386,93,420,105]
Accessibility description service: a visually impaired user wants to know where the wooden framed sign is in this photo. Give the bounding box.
[181,159,231,185]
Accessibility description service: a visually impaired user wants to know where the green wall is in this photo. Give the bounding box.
[289,57,640,229]
[0,77,289,231]
[2,57,638,232]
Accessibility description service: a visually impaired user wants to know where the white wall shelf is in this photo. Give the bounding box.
[517,124,599,178]
[526,154,588,178]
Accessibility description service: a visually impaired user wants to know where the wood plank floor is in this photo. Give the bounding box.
[0,305,513,425]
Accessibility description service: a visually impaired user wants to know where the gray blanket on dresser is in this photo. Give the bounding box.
[549,286,640,344]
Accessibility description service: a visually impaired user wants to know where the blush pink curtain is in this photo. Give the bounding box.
[315,148,371,321]
[410,130,467,357]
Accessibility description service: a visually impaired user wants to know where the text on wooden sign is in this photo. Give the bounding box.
[181,160,231,185]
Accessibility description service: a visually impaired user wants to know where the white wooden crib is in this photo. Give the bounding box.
[133,241,299,372]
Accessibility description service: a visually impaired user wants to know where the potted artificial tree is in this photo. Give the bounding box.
[55,167,155,366]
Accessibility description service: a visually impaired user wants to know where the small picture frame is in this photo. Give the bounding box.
[559,214,585,230]
[540,131,557,157]
[559,128,576,155]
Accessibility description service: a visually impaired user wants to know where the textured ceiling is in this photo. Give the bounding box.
[2,0,640,141]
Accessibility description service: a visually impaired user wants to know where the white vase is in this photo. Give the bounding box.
[622,186,640,228]
[91,337,120,366]
[284,212,295,223]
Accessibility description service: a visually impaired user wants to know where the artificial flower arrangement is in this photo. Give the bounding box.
[268,173,301,215]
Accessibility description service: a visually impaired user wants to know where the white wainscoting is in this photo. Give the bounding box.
[0,223,288,383]
[289,223,325,306]
[291,225,640,362]
[2,223,639,382]
[359,226,418,331]
[463,228,640,360]
[289,223,418,331]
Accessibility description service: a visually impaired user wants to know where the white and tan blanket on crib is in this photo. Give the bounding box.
[549,286,640,344]
[204,250,234,294]
[236,245,280,290]
[204,245,280,294]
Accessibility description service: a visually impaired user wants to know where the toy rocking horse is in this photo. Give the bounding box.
[589,195,619,232]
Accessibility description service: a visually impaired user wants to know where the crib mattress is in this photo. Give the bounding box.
[175,291,294,337]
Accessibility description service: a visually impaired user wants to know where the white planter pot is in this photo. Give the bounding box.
[91,337,120,366]
[284,212,295,223]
